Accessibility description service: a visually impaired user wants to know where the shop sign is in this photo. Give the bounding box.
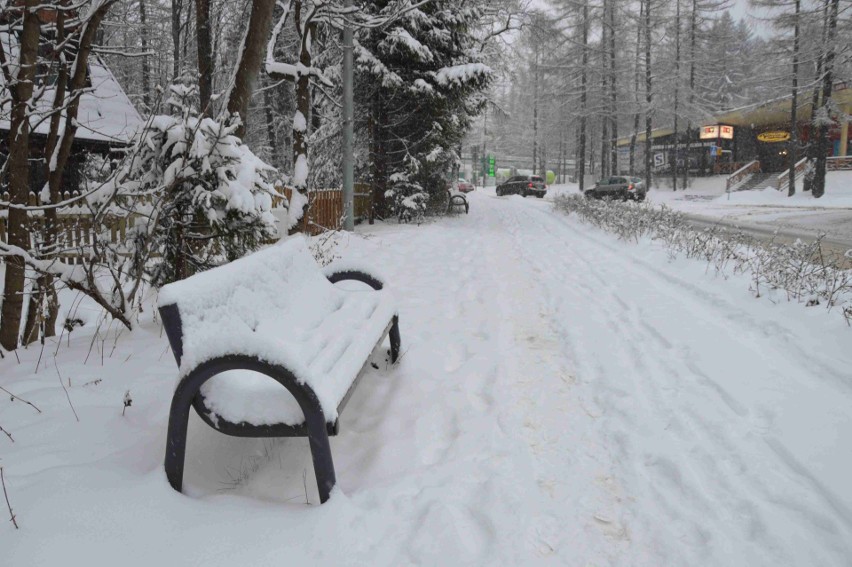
[719,125,734,139]
[757,131,791,143]
[699,125,719,140]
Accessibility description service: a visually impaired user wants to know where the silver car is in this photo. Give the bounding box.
[585,176,646,201]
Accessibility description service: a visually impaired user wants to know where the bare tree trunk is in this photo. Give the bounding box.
[812,0,839,198]
[263,80,279,165]
[0,0,40,351]
[578,0,589,191]
[672,0,681,191]
[630,0,642,176]
[532,46,539,175]
[24,10,68,345]
[608,0,618,176]
[788,0,801,197]
[140,0,152,110]
[172,0,183,80]
[600,13,609,180]
[808,0,828,163]
[225,0,275,138]
[644,0,653,188]
[683,0,696,188]
[195,0,213,113]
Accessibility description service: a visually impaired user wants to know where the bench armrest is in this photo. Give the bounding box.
[324,263,386,291]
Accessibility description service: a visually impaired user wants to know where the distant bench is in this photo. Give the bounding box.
[447,189,469,215]
[158,236,401,503]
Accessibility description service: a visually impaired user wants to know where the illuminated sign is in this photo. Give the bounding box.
[700,125,734,140]
[699,125,719,139]
[757,131,791,143]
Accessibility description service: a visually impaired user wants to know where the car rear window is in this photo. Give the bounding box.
[531,176,544,182]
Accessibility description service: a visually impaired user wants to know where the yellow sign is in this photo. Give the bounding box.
[757,131,791,143]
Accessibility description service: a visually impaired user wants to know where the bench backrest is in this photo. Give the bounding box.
[158,236,339,372]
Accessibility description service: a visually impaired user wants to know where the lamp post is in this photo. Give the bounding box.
[342,0,355,231]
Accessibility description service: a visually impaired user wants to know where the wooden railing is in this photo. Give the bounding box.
[827,156,852,171]
[726,160,761,192]
[774,157,809,193]
[714,161,749,175]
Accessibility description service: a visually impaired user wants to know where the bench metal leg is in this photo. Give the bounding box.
[390,315,401,363]
[164,356,337,504]
[164,373,204,494]
[305,408,337,504]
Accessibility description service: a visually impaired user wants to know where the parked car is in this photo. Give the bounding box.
[455,178,474,193]
[585,176,646,201]
[496,175,547,198]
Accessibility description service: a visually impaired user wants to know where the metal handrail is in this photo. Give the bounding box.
[726,160,761,192]
[774,157,809,192]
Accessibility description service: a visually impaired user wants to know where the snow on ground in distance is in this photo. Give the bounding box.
[2,189,851,566]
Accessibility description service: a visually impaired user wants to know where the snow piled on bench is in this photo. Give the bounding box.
[158,236,396,425]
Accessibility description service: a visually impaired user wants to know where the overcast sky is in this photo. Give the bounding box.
[529,0,769,35]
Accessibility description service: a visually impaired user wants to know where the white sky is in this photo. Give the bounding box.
[528,0,769,36]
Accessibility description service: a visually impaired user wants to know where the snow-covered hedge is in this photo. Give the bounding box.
[555,195,852,324]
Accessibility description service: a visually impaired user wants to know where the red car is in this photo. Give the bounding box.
[455,178,474,193]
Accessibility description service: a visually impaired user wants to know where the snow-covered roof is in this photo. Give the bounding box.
[0,36,143,146]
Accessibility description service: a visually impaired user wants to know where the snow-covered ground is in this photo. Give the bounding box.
[2,190,851,565]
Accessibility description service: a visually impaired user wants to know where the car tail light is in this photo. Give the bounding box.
[628,184,634,191]
[528,182,533,188]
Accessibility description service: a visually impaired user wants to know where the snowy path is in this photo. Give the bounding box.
[2,189,851,565]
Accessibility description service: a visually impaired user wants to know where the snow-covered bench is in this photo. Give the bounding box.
[158,236,400,504]
[447,189,469,215]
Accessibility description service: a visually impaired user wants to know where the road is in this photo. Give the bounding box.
[683,210,852,267]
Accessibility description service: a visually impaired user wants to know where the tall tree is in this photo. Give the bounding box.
[0,0,41,351]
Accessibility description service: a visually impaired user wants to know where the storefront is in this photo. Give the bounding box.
[615,82,851,175]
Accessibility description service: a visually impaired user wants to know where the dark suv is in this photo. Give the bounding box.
[496,175,547,198]
[586,176,646,201]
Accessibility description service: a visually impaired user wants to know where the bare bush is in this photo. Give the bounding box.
[554,195,852,324]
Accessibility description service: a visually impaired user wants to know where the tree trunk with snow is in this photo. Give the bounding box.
[0,0,40,351]
[225,0,275,139]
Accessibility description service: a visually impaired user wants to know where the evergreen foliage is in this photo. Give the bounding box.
[356,1,493,218]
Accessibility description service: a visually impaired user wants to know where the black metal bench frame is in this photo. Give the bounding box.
[447,190,469,215]
[160,269,400,504]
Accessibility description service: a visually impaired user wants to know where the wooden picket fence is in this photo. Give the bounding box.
[0,190,136,265]
[1,184,374,262]
[277,183,373,236]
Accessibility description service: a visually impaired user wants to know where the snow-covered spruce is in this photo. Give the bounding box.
[93,86,286,286]
[554,195,852,323]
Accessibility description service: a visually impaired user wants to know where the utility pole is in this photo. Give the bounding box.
[342,0,355,230]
